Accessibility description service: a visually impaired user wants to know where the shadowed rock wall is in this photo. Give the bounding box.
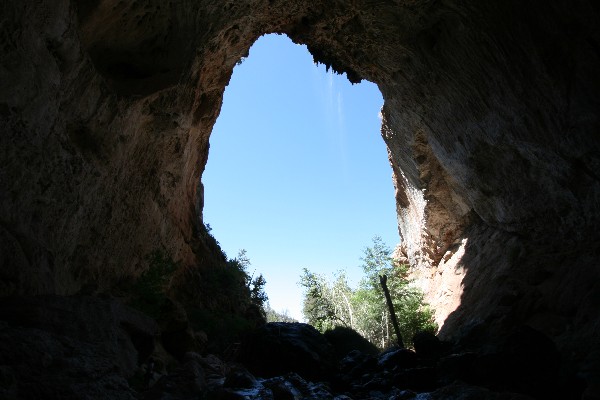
[1,0,599,371]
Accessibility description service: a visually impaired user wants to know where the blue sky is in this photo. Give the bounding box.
[202,34,399,321]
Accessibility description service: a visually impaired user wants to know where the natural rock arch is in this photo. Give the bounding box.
[1,0,599,373]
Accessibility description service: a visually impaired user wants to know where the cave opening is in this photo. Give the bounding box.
[3,1,600,397]
[202,34,397,321]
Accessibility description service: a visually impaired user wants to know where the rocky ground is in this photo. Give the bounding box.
[0,295,593,400]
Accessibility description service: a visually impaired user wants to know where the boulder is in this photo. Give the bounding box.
[238,322,335,381]
[412,331,443,360]
[339,349,378,377]
[452,326,571,398]
[324,326,379,361]
[378,348,418,371]
[496,326,563,398]
[0,295,158,399]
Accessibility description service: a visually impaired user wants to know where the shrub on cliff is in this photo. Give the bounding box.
[126,228,269,355]
[186,248,269,353]
[227,249,268,315]
[130,250,178,319]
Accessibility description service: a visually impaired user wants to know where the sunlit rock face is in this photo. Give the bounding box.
[1,0,599,367]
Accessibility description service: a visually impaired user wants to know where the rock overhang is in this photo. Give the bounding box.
[1,0,599,375]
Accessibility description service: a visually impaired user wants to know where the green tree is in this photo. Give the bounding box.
[357,236,436,348]
[360,236,395,287]
[299,268,351,331]
[264,303,298,323]
[229,249,268,313]
[299,236,437,349]
[331,271,355,328]
[351,285,386,346]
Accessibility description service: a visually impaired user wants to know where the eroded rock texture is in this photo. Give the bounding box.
[1,0,599,384]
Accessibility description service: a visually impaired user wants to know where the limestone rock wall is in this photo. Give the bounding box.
[1,0,599,367]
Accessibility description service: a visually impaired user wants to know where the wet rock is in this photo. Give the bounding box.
[219,373,340,400]
[239,322,335,381]
[263,376,302,399]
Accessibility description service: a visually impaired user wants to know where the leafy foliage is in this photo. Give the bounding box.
[190,245,268,316]
[129,223,270,355]
[299,236,437,349]
[188,307,257,354]
[264,303,298,323]
[154,242,267,355]
[227,249,269,314]
[299,268,354,331]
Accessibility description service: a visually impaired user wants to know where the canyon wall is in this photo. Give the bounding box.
[1,0,599,370]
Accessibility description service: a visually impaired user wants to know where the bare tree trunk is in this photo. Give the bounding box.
[385,312,389,346]
[340,291,354,328]
[379,274,404,348]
